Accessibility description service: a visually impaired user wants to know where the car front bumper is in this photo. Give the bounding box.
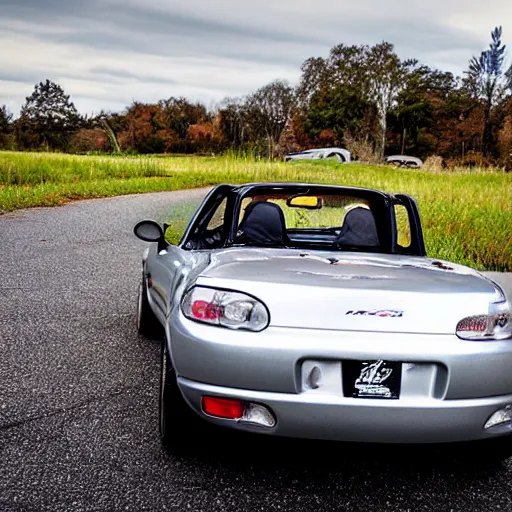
[169,315,512,444]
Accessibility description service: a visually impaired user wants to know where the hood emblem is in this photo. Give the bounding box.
[346,309,403,318]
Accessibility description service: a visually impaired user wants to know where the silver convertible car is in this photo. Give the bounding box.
[134,182,512,461]
[284,147,351,163]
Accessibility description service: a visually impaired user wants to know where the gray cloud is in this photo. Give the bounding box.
[0,0,510,115]
[1,0,326,49]
[87,67,178,85]
[0,70,48,85]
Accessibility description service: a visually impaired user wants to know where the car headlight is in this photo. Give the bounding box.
[456,288,511,341]
[181,286,270,332]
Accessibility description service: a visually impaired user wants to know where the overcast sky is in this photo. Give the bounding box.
[1,0,511,117]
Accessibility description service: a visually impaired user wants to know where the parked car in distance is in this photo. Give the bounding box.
[284,147,351,163]
[134,181,512,462]
[385,155,423,168]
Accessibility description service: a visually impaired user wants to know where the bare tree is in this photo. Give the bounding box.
[246,80,295,157]
[218,97,251,148]
[296,57,329,109]
[366,43,411,160]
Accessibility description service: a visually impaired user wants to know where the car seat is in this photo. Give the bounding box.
[336,207,380,247]
[235,201,287,246]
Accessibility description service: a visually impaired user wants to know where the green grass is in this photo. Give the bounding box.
[0,150,511,271]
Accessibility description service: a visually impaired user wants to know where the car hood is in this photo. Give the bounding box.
[195,248,501,334]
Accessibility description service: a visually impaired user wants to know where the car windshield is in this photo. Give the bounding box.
[232,192,383,251]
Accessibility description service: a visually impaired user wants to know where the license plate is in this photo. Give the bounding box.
[342,360,402,399]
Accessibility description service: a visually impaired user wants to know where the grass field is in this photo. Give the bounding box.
[0,150,511,271]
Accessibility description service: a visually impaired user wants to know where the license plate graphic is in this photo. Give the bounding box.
[342,360,402,399]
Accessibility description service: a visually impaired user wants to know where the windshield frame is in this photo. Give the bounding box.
[226,184,395,253]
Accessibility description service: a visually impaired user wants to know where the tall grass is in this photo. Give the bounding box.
[0,150,510,271]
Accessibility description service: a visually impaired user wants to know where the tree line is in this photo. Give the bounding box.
[2,26,512,168]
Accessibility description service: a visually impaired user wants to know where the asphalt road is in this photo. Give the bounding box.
[1,189,512,512]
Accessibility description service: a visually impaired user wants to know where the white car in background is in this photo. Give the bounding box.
[385,155,423,168]
[284,147,351,163]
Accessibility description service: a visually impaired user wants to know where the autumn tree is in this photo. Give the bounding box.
[278,114,302,155]
[497,97,512,168]
[70,128,110,153]
[16,80,81,151]
[117,102,167,153]
[159,97,209,139]
[186,114,226,154]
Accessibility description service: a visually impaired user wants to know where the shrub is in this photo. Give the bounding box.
[343,132,377,162]
[70,129,110,154]
[446,151,493,169]
[423,155,444,172]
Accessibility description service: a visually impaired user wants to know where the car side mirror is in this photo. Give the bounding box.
[134,220,165,242]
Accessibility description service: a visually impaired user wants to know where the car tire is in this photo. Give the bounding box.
[159,340,212,456]
[137,272,164,339]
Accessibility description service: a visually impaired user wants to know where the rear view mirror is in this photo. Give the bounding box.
[134,220,164,242]
[286,196,322,209]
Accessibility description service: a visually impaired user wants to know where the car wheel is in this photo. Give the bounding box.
[137,272,164,339]
[159,340,212,455]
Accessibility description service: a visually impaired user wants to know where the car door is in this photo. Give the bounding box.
[146,184,233,321]
[300,151,315,160]
[144,245,185,322]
